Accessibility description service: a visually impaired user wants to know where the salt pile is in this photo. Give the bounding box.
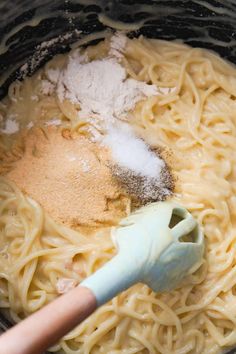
[104,124,173,202]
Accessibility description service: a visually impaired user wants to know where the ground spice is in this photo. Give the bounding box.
[111,147,174,204]
[6,127,129,227]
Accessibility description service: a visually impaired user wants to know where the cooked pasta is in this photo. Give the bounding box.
[0,35,236,354]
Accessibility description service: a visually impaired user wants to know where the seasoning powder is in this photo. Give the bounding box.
[6,127,129,227]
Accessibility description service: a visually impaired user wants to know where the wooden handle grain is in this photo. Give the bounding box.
[0,286,97,354]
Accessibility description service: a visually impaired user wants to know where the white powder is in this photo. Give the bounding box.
[41,80,55,95]
[109,32,127,60]
[31,95,39,101]
[44,33,174,122]
[20,63,28,72]
[80,159,90,173]
[47,68,60,83]
[19,63,28,77]
[103,124,164,179]
[86,124,103,143]
[0,118,19,134]
[26,121,34,129]
[40,67,61,96]
[66,152,77,162]
[44,118,61,126]
[65,153,90,173]
[19,30,82,80]
[57,56,157,122]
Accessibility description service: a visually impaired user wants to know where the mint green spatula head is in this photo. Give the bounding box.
[112,202,204,293]
[81,201,204,306]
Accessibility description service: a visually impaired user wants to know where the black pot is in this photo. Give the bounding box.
[0,1,236,353]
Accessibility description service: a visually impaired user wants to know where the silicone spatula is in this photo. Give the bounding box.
[0,201,204,354]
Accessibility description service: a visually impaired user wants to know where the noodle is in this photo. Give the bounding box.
[0,35,236,354]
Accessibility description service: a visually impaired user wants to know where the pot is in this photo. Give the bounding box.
[0,1,236,353]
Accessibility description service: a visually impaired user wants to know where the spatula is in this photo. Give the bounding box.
[0,201,204,354]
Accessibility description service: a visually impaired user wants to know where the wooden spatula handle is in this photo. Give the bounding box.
[0,286,97,354]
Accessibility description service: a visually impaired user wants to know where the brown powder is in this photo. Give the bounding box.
[6,127,128,227]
